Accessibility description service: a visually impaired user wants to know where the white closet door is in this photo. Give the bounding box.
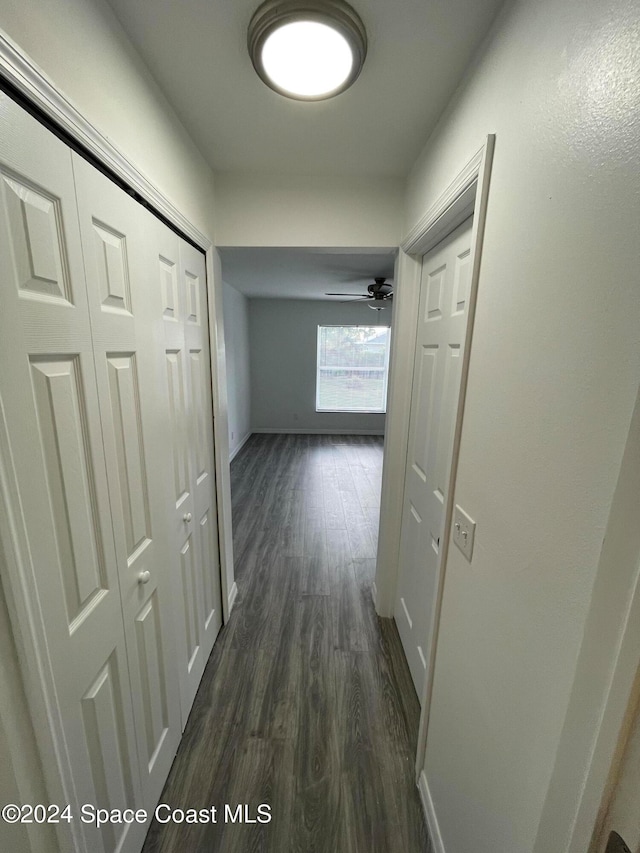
[180,241,222,661]
[395,218,474,699]
[157,225,222,725]
[71,155,181,810]
[0,95,144,853]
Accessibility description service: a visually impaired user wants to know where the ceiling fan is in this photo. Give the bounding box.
[325,277,393,310]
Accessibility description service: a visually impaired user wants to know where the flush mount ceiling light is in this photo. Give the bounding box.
[248,0,367,101]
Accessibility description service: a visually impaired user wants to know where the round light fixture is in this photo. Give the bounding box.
[248,0,367,101]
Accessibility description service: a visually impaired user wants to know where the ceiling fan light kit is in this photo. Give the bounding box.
[247,0,367,100]
[325,277,394,309]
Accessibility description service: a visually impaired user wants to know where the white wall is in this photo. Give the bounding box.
[0,0,217,238]
[534,386,640,853]
[215,172,403,247]
[249,299,390,434]
[402,0,640,851]
[222,282,251,459]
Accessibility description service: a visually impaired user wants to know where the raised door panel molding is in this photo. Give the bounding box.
[396,503,429,685]
[106,354,152,562]
[411,347,438,485]
[434,346,462,498]
[452,248,472,316]
[180,536,200,673]
[189,349,208,485]
[92,220,132,315]
[29,354,108,631]
[159,255,178,321]
[81,651,137,853]
[134,592,170,775]
[1,171,72,304]
[199,510,219,632]
[426,264,446,322]
[185,271,200,325]
[165,350,189,507]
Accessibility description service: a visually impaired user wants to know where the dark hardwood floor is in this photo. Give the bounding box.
[143,433,430,853]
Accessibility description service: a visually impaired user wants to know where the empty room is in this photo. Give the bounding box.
[0,1,639,853]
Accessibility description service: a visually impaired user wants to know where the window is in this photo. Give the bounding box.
[316,325,391,413]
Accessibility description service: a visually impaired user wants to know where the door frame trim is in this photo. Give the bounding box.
[373,135,495,785]
[413,134,494,777]
[401,144,488,257]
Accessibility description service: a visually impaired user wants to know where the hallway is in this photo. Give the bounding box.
[143,433,430,852]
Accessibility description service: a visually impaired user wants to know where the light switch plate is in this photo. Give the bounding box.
[453,504,476,562]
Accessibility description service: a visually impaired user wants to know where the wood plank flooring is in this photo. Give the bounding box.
[143,433,430,853]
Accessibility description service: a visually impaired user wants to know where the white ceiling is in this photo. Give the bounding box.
[219,247,396,300]
[105,0,505,178]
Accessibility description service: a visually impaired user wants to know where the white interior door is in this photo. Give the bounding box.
[0,94,145,853]
[158,225,222,726]
[72,154,182,811]
[395,218,474,699]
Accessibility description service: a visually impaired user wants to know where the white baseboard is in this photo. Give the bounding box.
[252,428,385,436]
[227,581,238,613]
[418,770,445,853]
[229,431,252,462]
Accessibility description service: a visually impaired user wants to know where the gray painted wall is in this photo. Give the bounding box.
[222,282,252,458]
[249,299,391,434]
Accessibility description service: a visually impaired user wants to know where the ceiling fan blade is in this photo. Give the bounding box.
[325,292,369,297]
[341,297,372,303]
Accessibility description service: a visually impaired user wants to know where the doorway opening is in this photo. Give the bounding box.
[217,244,399,594]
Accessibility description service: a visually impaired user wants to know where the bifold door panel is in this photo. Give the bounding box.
[181,243,222,652]
[0,93,145,853]
[73,153,183,810]
[0,92,222,853]
[159,228,223,725]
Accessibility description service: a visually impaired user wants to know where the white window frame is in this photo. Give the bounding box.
[315,324,392,414]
